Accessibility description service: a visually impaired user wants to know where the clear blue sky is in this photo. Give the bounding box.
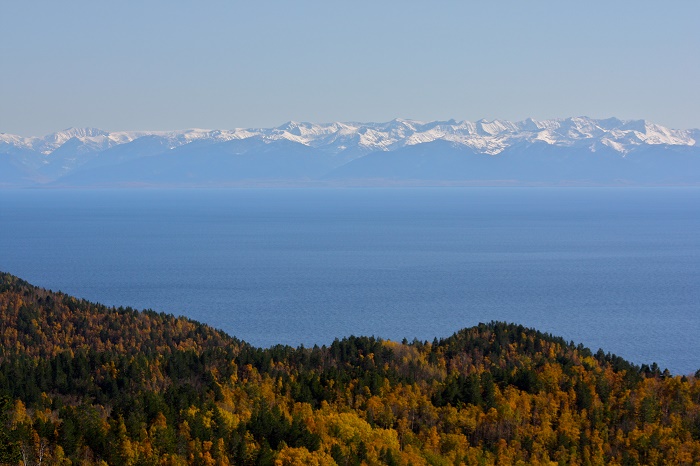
[1,1,698,136]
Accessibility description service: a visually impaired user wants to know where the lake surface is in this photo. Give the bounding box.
[1,188,698,374]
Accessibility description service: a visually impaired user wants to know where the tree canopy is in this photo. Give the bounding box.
[1,271,699,465]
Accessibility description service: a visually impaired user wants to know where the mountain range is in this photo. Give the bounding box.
[1,117,699,187]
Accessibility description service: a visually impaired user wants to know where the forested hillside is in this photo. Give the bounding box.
[1,271,699,465]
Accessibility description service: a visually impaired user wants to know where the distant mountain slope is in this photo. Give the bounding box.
[1,271,699,464]
[0,151,36,187]
[1,117,698,186]
[326,140,700,185]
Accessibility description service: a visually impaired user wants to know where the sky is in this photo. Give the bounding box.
[1,1,698,136]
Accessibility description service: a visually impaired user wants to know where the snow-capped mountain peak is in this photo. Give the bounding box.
[0,117,697,182]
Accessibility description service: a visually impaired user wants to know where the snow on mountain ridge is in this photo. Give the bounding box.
[1,118,696,162]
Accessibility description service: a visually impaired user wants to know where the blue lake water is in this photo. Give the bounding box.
[0,188,698,374]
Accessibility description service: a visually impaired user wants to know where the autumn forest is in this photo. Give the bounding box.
[0,271,699,465]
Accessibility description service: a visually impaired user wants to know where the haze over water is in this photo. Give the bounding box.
[1,188,698,374]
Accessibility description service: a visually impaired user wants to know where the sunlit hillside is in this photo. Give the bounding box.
[1,272,699,465]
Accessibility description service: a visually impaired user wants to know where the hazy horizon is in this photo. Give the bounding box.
[4,115,700,139]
